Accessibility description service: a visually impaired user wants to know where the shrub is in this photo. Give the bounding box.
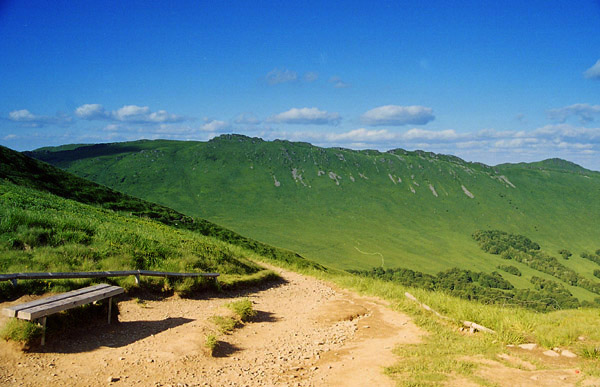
[497,264,521,276]
[558,249,572,260]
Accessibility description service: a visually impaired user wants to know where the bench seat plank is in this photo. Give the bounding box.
[19,286,124,320]
[3,284,124,320]
[2,284,112,318]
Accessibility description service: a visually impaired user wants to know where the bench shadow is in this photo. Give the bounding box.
[212,341,241,357]
[39,317,193,354]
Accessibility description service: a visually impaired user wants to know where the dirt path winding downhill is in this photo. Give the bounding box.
[0,266,424,386]
[3,266,595,386]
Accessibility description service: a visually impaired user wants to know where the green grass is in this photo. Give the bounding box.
[0,319,43,345]
[28,136,600,303]
[225,298,256,322]
[204,333,219,356]
[581,345,600,360]
[209,315,239,334]
[205,299,256,356]
[0,181,278,299]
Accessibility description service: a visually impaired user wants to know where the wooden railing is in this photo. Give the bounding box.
[0,270,219,286]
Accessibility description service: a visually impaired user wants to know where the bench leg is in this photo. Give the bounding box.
[134,274,140,285]
[108,297,112,324]
[40,317,47,346]
[10,279,17,287]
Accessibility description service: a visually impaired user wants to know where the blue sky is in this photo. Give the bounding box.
[1,0,600,169]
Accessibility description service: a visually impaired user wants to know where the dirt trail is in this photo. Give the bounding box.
[0,266,423,386]
[0,266,597,386]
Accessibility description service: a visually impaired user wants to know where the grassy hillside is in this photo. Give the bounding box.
[0,180,274,299]
[1,145,323,273]
[28,136,600,302]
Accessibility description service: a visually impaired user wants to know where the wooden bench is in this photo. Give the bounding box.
[2,283,124,345]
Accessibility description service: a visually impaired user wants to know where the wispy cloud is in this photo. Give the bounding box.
[265,68,297,85]
[361,105,434,126]
[584,59,600,79]
[8,109,72,127]
[75,104,185,123]
[328,76,350,88]
[267,107,341,125]
[547,103,600,124]
[304,72,319,82]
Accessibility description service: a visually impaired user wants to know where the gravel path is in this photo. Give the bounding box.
[0,265,423,386]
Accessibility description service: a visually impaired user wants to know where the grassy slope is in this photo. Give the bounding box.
[1,145,322,273]
[0,180,274,298]
[28,136,600,301]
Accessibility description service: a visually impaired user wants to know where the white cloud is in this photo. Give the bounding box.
[265,68,297,85]
[112,105,150,121]
[584,59,600,79]
[361,105,435,126]
[147,110,183,123]
[329,76,350,88]
[201,119,230,132]
[268,107,341,125]
[74,104,184,123]
[9,109,35,121]
[75,104,109,119]
[3,134,17,140]
[547,103,600,124]
[8,109,72,127]
[234,113,261,125]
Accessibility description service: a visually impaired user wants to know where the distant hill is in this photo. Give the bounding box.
[28,136,600,301]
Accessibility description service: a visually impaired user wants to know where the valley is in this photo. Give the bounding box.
[28,136,600,303]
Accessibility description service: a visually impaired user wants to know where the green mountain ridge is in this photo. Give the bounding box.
[26,135,600,302]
